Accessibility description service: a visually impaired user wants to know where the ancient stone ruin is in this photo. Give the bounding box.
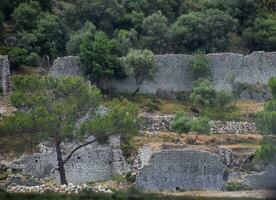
[10,136,128,184]
[135,149,226,190]
[49,52,276,97]
[49,56,83,77]
[0,55,11,96]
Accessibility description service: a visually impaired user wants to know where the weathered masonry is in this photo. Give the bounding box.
[135,149,226,190]
[0,55,11,96]
[49,51,276,95]
[12,136,129,184]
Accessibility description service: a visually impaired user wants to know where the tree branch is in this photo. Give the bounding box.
[63,137,99,164]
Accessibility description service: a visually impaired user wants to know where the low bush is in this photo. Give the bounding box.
[190,79,216,107]
[170,112,210,134]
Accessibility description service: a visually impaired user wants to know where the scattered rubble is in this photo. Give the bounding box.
[5,175,113,194]
[211,121,257,134]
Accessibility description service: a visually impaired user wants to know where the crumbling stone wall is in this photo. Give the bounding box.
[135,149,226,190]
[12,136,129,184]
[51,52,276,96]
[49,56,83,77]
[103,51,276,94]
[0,55,11,96]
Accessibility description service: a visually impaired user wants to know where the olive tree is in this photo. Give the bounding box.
[0,75,139,185]
[123,49,156,97]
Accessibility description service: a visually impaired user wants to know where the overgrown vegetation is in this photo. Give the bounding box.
[254,76,276,165]
[0,75,139,185]
[0,0,275,70]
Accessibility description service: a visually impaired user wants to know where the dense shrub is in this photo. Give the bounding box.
[7,47,28,66]
[80,31,118,84]
[25,52,40,67]
[170,112,210,134]
[190,79,216,107]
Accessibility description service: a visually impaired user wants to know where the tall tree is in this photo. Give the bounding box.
[80,31,118,84]
[12,1,42,31]
[66,21,96,55]
[141,11,170,54]
[0,75,139,184]
[243,14,276,51]
[171,9,238,53]
[63,0,124,33]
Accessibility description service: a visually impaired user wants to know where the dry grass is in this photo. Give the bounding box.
[130,132,262,155]
[235,100,265,115]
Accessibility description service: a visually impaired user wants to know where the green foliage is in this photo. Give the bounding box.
[33,13,67,58]
[215,90,234,110]
[115,29,138,56]
[25,52,40,67]
[190,79,216,107]
[141,11,170,54]
[0,0,25,20]
[188,52,211,80]
[66,21,96,55]
[1,75,101,140]
[171,9,238,53]
[63,0,124,32]
[268,76,276,99]
[224,182,247,191]
[80,31,118,83]
[0,11,4,41]
[256,108,276,135]
[170,112,191,133]
[254,136,276,165]
[170,112,210,134]
[7,47,28,67]
[256,77,276,135]
[243,14,276,51]
[81,99,139,141]
[123,49,156,97]
[12,1,42,31]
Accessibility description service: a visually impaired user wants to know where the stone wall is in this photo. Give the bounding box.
[0,55,11,96]
[102,51,276,94]
[49,56,83,77]
[50,52,276,96]
[135,149,226,190]
[11,136,129,184]
[141,113,257,134]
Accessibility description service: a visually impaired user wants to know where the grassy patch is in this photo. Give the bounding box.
[112,94,188,114]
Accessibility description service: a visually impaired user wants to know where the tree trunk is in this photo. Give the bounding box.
[132,86,140,98]
[55,140,67,185]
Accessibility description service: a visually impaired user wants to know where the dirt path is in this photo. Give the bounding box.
[160,190,276,199]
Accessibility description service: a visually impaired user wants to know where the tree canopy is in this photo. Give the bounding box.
[0,75,139,184]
